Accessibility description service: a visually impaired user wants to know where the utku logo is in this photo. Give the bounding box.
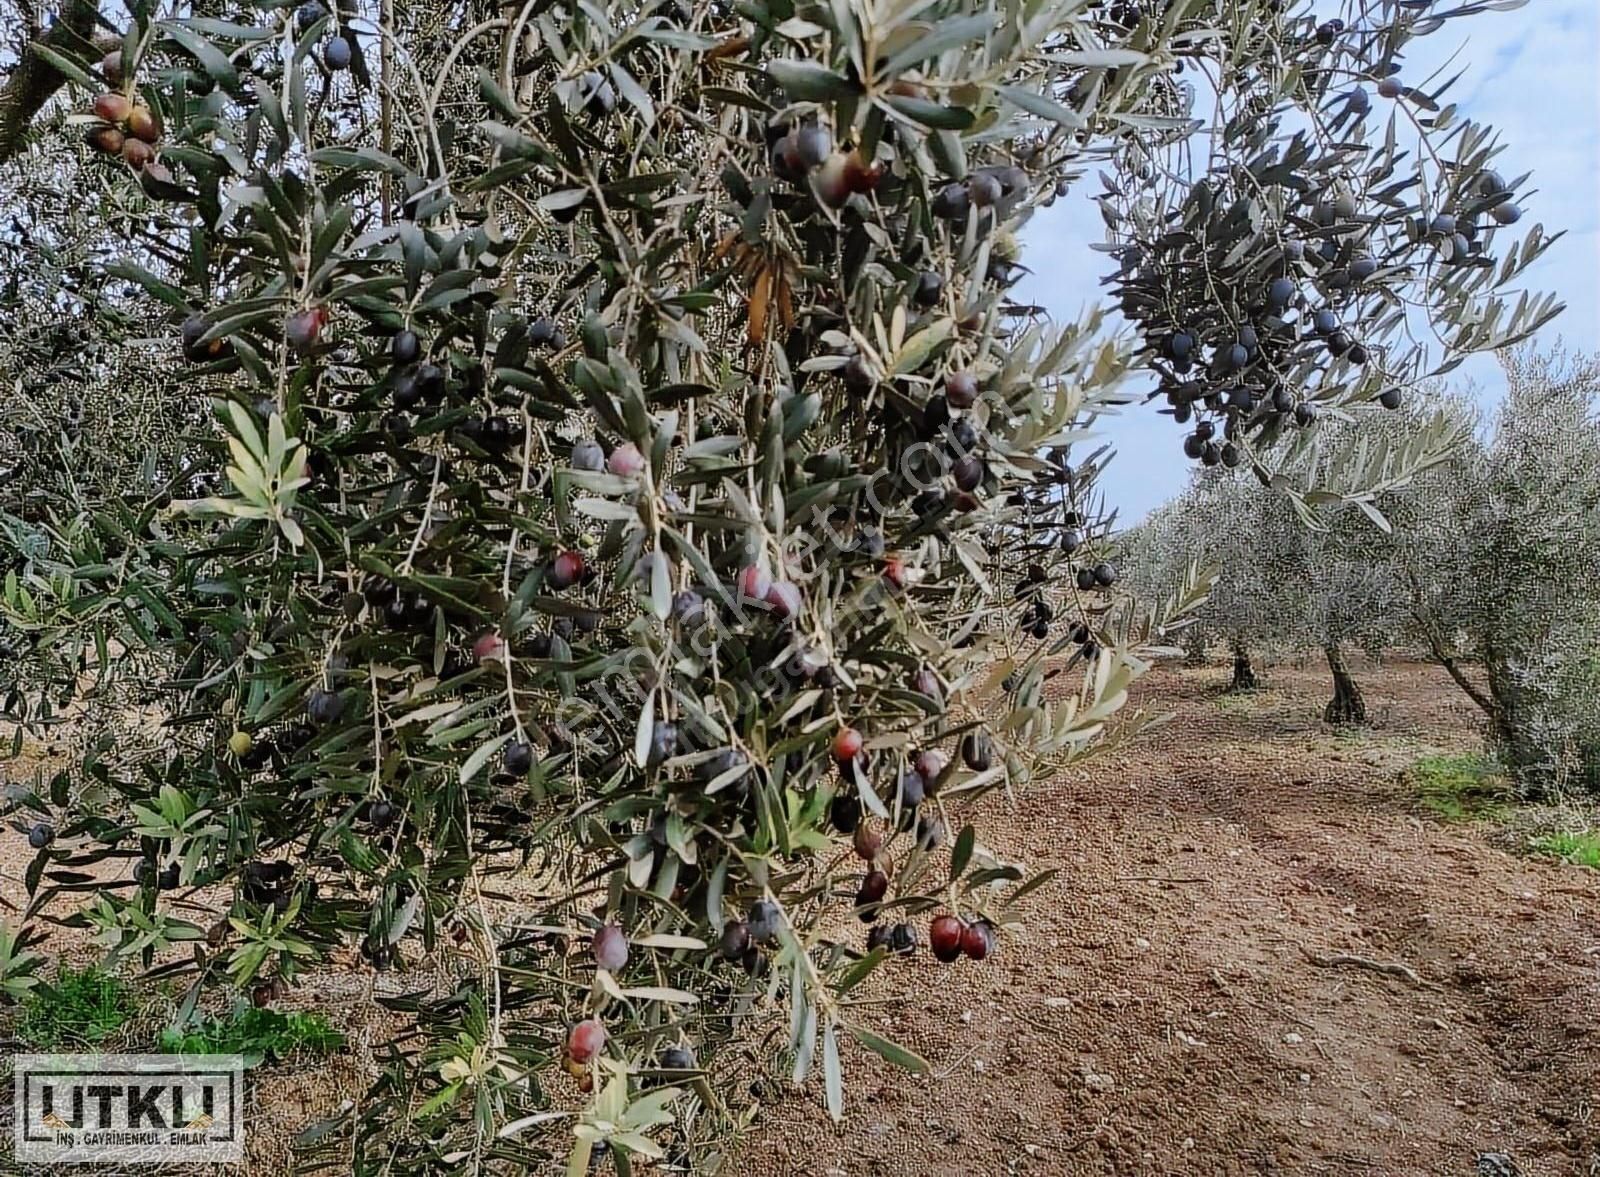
[14,1054,244,1164]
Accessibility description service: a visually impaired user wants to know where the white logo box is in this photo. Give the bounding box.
[13,1054,245,1164]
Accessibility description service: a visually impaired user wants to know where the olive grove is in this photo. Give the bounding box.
[1122,399,1454,723]
[1127,346,1600,794]
[0,0,1567,1170]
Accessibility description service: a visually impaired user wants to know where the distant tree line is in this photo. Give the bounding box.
[1125,346,1600,795]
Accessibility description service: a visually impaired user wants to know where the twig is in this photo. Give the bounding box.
[932,1044,979,1081]
[1301,946,1422,986]
[1115,875,1207,884]
[1063,1117,1110,1154]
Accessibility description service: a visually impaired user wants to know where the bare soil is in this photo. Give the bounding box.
[4,661,1598,1176]
[740,662,1600,1177]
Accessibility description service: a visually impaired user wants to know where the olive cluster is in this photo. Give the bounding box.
[1115,156,1518,467]
[83,87,162,169]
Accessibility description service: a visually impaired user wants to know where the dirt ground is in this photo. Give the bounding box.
[4,660,1598,1175]
[742,661,1600,1177]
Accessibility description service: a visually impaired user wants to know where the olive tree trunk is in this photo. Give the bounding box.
[1227,644,1258,692]
[1323,644,1367,725]
[1482,647,1556,790]
[1403,565,1501,727]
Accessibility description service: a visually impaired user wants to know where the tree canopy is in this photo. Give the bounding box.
[0,0,1568,1169]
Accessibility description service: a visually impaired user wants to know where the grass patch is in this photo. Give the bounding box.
[161,1005,344,1067]
[18,965,137,1049]
[1529,829,1600,869]
[1409,753,1510,822]
[1213,690,1257,713]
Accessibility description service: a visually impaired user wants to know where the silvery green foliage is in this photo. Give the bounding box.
[0,132,212,720]
[1330,349,1600,793]
[1263,396,1478,662]
[1122,468,1277,666]
[1130,347,1600,793]
[0,138,205,510]
[0,0,1560,1169]
[1446,349,1600,793]
[1123,398,1475,678]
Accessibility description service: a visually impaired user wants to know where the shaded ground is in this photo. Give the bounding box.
[741,662,1600,1176]
[3,661,1597,1175]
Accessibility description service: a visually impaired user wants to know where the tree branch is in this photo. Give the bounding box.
[0,0,102,166]
[1301,947,1422,986]
[1401,564,1498,720]
[1424,626,1498,719]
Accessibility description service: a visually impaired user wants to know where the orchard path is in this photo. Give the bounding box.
[741,662,1600,1177]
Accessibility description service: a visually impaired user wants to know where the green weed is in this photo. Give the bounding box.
[1409,753,1509,822]
[18,965,136,1048]
[1213,691,1256,713]
[1529,829,1600,869]
[161,1005,344,1067]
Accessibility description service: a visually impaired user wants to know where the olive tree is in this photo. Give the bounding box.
[1397,348,1600,794]
[1126,468,1403,719]
[1101,2,1561,497]
[0,107,225,742]
[1123,469,1278,689]
[1133,351,1598,776]
[0,0,1560,1169]
[0,133,207,508]
[1125,396,1476,720]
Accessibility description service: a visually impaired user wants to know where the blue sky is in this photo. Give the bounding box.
[1018,2,1600,523]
